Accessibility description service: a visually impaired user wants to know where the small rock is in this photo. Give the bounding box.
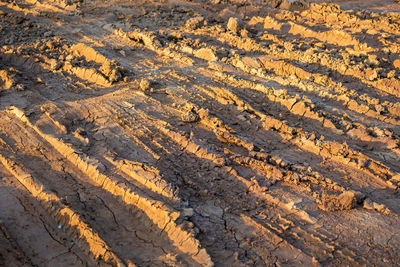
[139,79,151,91]
[182,208,194,218]
[182,111,199,123]
[227,17,242,34]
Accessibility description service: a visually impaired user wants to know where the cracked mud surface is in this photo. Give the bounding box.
[0,0,400,266]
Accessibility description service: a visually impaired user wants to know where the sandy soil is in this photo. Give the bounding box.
[0,0,400,266]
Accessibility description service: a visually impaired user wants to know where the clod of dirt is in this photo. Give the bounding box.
[99,60,122,83]
[318,191,357,211]
[227,17,242,34]
[352,191,366,204]
[279,0,292,9]
[49,59,62,71]
[363,198,375,210]
[65,54,74,61]
[185,16,204,31]
[72,128,89,145]
[363,198,391,215]
[139,79,152,92]
[182,111,199,123]
[195,48,218,61]
[394,59,400,70]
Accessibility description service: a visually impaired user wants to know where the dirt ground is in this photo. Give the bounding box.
[0,0,400,266]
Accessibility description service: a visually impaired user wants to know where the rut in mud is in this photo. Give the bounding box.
[0,0,400,266]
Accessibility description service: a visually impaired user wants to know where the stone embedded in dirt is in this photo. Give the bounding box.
[181,111,199,123]
[227,17,242,34]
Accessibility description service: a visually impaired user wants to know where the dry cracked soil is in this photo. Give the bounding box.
[0,0,400,266]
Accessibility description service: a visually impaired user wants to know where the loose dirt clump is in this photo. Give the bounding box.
[318,191,357,211]
[0,69,15,89]
[227,17,242,33]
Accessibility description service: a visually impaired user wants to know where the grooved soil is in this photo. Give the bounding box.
[0,0,400,266]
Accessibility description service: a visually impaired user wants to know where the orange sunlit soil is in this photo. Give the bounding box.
[0,0,400,266]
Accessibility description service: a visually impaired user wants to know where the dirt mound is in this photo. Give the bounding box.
[0,0,400,266]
